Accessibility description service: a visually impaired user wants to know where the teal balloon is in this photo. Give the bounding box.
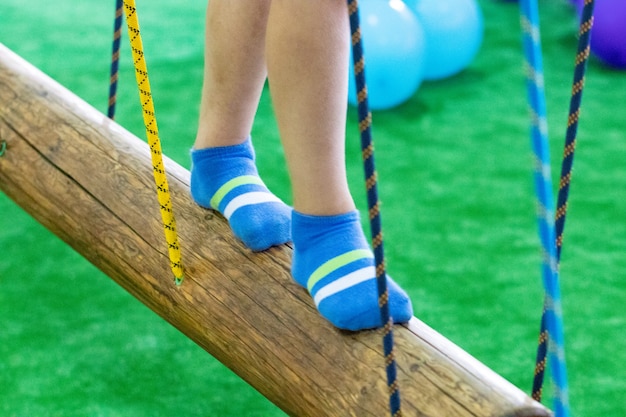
[348,0,426,110]
[405,0,484,80]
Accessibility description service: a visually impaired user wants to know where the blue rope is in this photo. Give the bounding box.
[518,1,564,407]
[108,0,124,119]
[347,1,401,415]
[549,3,595,411]
[519,1,570,415]
[555,0,595,260]
[521,1,596,415]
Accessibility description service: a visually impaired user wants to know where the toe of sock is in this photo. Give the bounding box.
[318,277,413,331]
[230,203,292,251]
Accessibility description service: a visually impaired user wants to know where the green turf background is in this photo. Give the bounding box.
[1,0,625,416]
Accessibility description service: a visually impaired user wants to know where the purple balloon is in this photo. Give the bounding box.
[588,0,626,69]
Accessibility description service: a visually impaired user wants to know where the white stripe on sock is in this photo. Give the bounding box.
[223,191,283,219]
[313,266,376,307]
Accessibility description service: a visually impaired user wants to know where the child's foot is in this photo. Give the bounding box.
[190,138,292,251]
[291,210,413,331]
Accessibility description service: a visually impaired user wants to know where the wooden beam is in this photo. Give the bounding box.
[0,43,551,417]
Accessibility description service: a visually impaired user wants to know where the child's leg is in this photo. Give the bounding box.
[192,0,291,251]
[266,0,413,330]
[266,0,354,216]
[194,0,270,149]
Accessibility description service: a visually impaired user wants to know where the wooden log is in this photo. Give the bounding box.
[0,43,552,417]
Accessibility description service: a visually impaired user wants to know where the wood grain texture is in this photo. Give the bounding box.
[0,43,552,417]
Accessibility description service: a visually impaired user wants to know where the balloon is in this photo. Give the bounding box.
[405,0,484,80]
[588,0,626,69]
[348,0,426,110]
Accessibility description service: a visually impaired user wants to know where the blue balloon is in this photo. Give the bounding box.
[405,0,484,80]
[348,0,426,110]
[589,0,626,69]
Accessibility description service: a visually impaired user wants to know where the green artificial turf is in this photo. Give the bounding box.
[1,0,625,416]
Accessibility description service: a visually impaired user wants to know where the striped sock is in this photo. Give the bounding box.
[190,138,291,251]
[292,210,413,331]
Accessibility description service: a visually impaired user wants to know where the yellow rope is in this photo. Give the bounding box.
[123,0,184,285]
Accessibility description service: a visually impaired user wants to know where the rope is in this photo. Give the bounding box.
[519,0,562,405]
[545,4,594,413]
[108,0,124,119]
[555,0,595,260]
[122,0,184,285]
[522,1,595,415]
[347,1,401,416]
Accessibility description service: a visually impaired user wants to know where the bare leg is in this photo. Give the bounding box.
[190,0,291,251]
[266,1,412,330]
[266,0,355,216]
[194,0,271,149]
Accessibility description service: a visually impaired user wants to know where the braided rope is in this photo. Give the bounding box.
[521,1,595,415]
[519,0,564,406]
[555,0,595,259]
[123,0,184,285]
[546,5,594,413]
[347,1,401,416]
[108,0,124,119]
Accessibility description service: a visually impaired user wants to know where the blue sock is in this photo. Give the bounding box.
[190,138,292,251]
[291,210,413,331]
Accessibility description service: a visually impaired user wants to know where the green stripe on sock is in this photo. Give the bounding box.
[307,249,373,292]
[210,175,265,209]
